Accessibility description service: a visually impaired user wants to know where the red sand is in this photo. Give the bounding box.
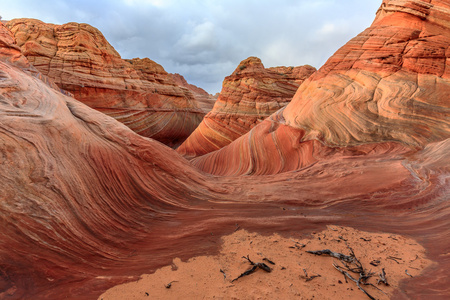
[99,226,432,299]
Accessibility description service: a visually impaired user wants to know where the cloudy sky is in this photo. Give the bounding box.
[1,0,381,93]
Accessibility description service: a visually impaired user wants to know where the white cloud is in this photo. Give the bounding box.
[315,21,351,41]
[0,0,382,93]
[176,21,217,51]
[262,39,298,67]
[318,23,337,36]
[123,0,172,7]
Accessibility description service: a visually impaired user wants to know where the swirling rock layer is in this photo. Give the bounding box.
[6,18,208,147]
[0,2,449,300]
[177,57,315,158]
[191,0,450,175]
[283,0,450,147]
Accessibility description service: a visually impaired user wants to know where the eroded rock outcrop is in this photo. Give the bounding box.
[0,22,30,69]
[170,73,216,113]
[0,22,215,298]
[177,57,315,158]
[0,9,449,299]
[191,0,450,175]
[0,22,72,96]
[5,18,207,147]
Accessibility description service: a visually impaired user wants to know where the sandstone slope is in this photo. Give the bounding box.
[6,18,208,147]
[0,34,448,297]
[0,2,449,300]
[177,57,315,158]
[0,22,217,298]
[191,0,450,175]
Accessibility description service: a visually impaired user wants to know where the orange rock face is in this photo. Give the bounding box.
[177,57,315,158]
[190,0,450,175]
[0,2,449,300]
[5,18,208,147]
[169,72,216,113]
[0,23,215,298]
[0,22,30,69]
[0,22,73,96]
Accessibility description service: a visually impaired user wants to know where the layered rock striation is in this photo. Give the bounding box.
[190,0,450,175]
[177,57,315,158]
[170,72,216,113]
[0,22,30,69]
[0,6,449,299]
[6,18,208,147]
[0,22,215,298]
[2,1,450,299]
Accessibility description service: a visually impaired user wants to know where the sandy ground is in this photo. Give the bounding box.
[99,226,432,300]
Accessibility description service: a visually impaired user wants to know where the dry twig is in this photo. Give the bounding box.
[333,263,376,300]
[306,249,354,263]
[377,268,389,286]
[301,268,321,282]
[405,269,414,278]
[165,281,178,288]
[220,269,226,280]
[307,244,386,299]
[263,258,276,265]
[231,255,271,282]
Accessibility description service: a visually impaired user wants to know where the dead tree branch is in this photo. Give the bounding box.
[231,255,272,282]
[306,249,354,263]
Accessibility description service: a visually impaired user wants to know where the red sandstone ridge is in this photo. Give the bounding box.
[5,18,207,147]
[190,0,450,176]
[0,22,72,96]
[169,72,216,113]
[0,23,30,69]
[177,57,316,158]
[0,9,449,300]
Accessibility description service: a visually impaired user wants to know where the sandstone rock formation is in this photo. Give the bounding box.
[190,0,450,175]
[0,22,30,69]
[170,73,216,113]
[5,18,208,147]
[177,57,316,158]
[0,1,449,300]
[0,22,216,298]
[0,21,72,96]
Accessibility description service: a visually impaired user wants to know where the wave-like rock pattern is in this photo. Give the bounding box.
[177,57,315,158]
[191,0,450,175]
[1,54,448,297]
[5,18,208,147]
[0,2,449,300]
[0,26,217,297]
[191,110,414,176]
[1,45,448,297]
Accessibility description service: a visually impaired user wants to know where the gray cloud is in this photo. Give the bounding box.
[1,0,381,93]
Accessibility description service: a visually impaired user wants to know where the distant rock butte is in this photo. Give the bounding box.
[5,18,211,147]
[190,0,450,175]
[170,72,217,113]
[177,57,316,158]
